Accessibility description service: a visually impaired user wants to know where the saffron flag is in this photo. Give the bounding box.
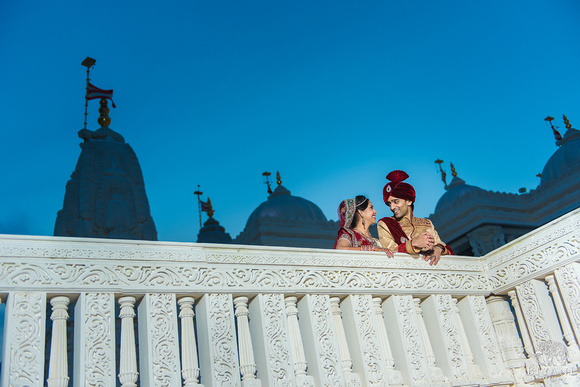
[200,200,210,212]
[86,82,116,108]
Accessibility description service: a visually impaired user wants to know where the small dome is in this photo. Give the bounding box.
[434,176,485,213]
[540,127,580,187]
[197,217,232,244]
[244,185,328,228]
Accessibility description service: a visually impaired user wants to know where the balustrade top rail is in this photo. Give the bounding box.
[0,208,578,296]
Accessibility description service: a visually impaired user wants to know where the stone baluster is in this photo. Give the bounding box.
[486,296,526,383]
[285,297,316,386]
[285,296,309,377]
[452,298,484,379]
[329,297,355,376]
[118,296,139,387]
[372,297,403,386]
[555,263,580,346]
[413,298,446,383]
[507,290,535,359]
[178,297,203,387]
[234,296,261,386]
[546,275,580,362]
[47,296,70,387]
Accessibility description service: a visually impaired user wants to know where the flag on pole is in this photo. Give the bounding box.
[86,82,116,108]
[552,127,563,141]
[200,200,210,212]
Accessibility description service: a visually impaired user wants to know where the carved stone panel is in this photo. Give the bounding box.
[516,280,568,367]
[421,295,472,384]
[1,292,47,387]
[248,294,294,386]
[381,295,432,385]
[138,293,181,386]
[340,294,387,385]
[74,293,116,386]
[555,262,580,348]
[457,295,513,384]
[196,293,240,387]
[296,294,345,386]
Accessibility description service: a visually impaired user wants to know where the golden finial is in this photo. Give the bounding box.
[262,171,273,194]
[563,114,572,129]
[98,98,111,127]
[450,162,457,178]
[276,171,282,186]
[434,159,447,187]
[206,197,215,219]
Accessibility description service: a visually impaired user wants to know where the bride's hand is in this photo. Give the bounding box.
[381,248,394,258]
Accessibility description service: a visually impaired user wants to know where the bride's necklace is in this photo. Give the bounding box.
[355,228,372,240]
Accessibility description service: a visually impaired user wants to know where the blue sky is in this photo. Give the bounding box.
[1,0,579,242]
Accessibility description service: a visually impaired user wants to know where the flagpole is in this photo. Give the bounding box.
[193,185,203,229]
[81,57,96,130]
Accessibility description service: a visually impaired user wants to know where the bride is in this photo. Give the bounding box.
[334,195,394,257]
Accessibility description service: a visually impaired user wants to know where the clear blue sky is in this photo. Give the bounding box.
[1,0,579,242]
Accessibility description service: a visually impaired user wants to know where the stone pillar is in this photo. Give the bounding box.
[451,298,484,380]
[284,296,315,387]
[1,292,47,387]
[196,294,240,387]
[234,296,261,386]
[178,297,203,387]
[74,293,116,386]
[47,296,70,387]
[296,294,345,386]
[247,294,294,386]
[545,275,580,362]
[330,297,362,386]
[118,296,139,387]
[507,290,535,359]
[372,297,403,386]
[456,296,513,385]
[420,295,473,385]
[486,296,527,383]
[554,263,580,358]
[412,297,449,385]
[516,280,568,367]
[381,295,437,386]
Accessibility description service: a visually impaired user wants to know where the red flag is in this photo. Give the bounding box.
[86,82,116,108]
[200,200,210,212]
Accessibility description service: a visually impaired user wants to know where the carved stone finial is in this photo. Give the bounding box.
[563,114,572,130]
[451,163,457,178]
[98,98,111,128]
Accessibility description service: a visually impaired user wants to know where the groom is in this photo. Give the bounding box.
[377,170,453,265]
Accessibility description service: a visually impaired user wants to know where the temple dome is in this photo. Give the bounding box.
[434,175,485,213]
[244,185,329,228]
[233,182,337,248]
[540,127,580,187]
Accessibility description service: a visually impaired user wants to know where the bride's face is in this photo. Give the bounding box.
[359,200,377,227]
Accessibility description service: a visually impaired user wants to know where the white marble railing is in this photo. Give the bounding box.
[0,208,578,386]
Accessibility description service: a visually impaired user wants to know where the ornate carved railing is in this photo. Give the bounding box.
[0,208,579,386]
